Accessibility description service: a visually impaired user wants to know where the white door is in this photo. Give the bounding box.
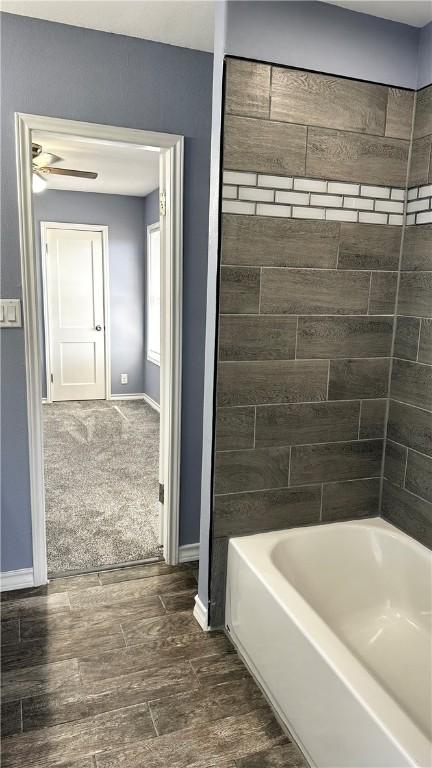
[45,227,106,401]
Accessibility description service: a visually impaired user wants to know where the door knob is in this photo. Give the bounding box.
[95,325,102,331]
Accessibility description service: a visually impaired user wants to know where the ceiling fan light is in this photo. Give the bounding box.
[32,171,47,193]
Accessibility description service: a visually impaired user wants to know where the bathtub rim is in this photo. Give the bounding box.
[226,517,431,767]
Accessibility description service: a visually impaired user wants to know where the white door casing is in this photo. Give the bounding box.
[15,114,183,585]
[45,226,107,401]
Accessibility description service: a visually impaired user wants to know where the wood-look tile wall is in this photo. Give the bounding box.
[382,85,432,549]
[210,58,414,627]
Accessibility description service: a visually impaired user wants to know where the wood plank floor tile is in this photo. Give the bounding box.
[1,658,80,703]
[121,609,201,645]
[23,661,197,731]
[1,626,126,671]
[69,572,196,611]
[190,652,251,686]
[22,684,90,732]
[149,678,264,736]
[1,618,20,645]
[235,741,308,767]
[1,699,22,737]
[79,631,233,686]
[0,575,99,603]
[1,703,156,768]
[159,589,196,613]
[1,592,70,619]
[83,659,198,700]
[20,596,165,640]
[21,760,96,768]
[98,562,189,585]
[94,707,285,768]
[1,565,309,768]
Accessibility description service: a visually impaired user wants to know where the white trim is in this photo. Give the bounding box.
[110,392,161,413]
[178,542,200,563]
[142,393,161,413]
[40,221,110,403]
[146,221,161,367]
[15,113,183,583]
[1,568,34,592]
[193,594,210,631]
[110,393,147,399]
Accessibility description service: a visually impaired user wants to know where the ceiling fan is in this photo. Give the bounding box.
[32,143,98,192]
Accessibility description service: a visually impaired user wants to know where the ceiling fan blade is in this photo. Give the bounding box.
[33,152,63,167]
[40,166,98,179]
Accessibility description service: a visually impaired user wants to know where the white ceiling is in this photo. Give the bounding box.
[0,0,215,51]
[327,1,432,27]
[32,132,160,196]
[1,1,430,55]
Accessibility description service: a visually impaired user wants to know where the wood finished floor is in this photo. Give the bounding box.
[1,562,308,767]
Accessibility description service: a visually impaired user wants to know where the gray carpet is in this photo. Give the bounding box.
[43,399,160,574]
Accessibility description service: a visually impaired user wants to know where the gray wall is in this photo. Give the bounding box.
[382,85,432,547]
[209,57,412,626]
[0,12,212,572]
[418,21,432,89]
[33,189,150,398]
[142,188,161,404]
[225,1,420,89]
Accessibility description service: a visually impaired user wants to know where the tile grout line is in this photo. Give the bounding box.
[268,62,273,121]
[403,449,409,488]
[386,435,432,460]
[416,318,422,362]
[222,265,401,275]
[147,700,160,737]
[157,594,167,611]
[119,621,128,648]
[385,475,430,506]
[366,272,373,315]
[326,360,330,400]
[379,92,417,515]
[215,474,383,499]
[258,267,262,315]
[287,446,292,487]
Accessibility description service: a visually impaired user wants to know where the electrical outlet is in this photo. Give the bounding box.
[120,373,128,385]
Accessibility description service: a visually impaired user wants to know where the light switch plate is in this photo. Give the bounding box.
[0,299,22,328]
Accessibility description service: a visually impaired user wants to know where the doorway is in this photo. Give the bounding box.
[16,113,183,584]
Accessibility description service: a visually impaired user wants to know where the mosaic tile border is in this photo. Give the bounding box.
[406,184,432,225]
[222,172,431,226]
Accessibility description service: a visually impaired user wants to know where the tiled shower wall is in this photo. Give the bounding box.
[382,84,432,548]
[210,58,415,626]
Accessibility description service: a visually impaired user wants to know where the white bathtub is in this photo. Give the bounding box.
[225,518,432,768]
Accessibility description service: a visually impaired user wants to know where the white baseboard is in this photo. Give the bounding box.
[1,568,34,592]
[110,393,146,400]
[110,393,160,413]
[142,393,160,413]
[178,542,199,563]
[193,594,210,631]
